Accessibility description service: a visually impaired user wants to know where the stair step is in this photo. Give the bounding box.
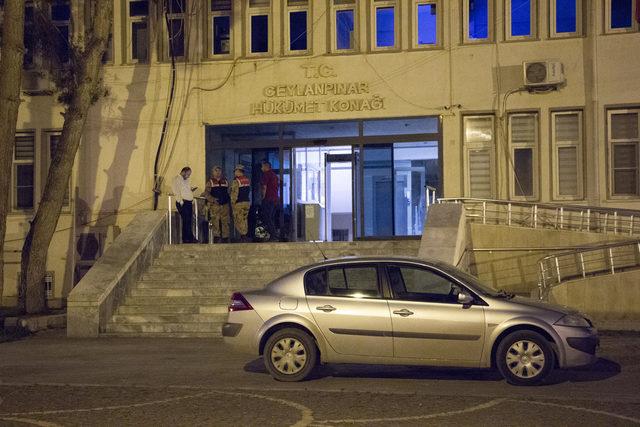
[117,305,228,315]
[140,273,281,283]
[101,332,222,338]
[110,314,226,323]
[120,296,231,306]
[134,281,267,290]
[106,322,224,334]
[128,288,255,297]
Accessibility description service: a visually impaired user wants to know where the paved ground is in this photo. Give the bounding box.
[0,331,639,426]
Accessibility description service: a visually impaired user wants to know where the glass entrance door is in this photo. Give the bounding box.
[325,153,353,241]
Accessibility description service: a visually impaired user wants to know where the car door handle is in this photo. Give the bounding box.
[316,305,337,312]
[393,309,414,317]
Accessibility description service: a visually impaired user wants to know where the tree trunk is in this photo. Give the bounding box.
[0,1,26,308]
[20,0,112,314]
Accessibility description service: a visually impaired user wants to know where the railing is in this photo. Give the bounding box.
[538,239,640,300]
[168,195,211,244]
[438,198,640,236]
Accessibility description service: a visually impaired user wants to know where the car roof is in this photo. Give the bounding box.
[300,255,448,271]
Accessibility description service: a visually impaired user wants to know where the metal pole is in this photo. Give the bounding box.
[554,256,561,284]
[614,212,618,234]
[482,201,486,224]
[609,247,615,274]
[580,253,586,278]
[630,215,634,236]
[604,212,609,234]
[560,207,564,230]
[194,198,199,243]
[507,203,512,226]
[580,210,584,231]
[586,209,591,231]
[168,195,172,245]
[533,205,538,229]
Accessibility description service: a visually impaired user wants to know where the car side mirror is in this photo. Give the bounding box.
[457,292,474,305]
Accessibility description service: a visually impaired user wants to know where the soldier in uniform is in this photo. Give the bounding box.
[230,164,251,242]
[205,166,231,243]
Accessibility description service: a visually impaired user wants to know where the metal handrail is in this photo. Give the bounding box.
[537,239,640,300]
[438,198,640,236]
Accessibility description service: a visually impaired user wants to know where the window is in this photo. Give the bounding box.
[463,115,495,198]
[508,113,538,199]
[372,0,398,50]
[127,0,149,63]
[609,109,640,196]
[284,0,310,54]
[47,133,71,208]
[248,0,271,54]
[552,111,583,199]
[550,0,582,37]
[413,1,439,48]
[13,132,35,211]
[51,0,71,63]
[463,0,493,43]
[505,0,537,40]
[304,265,381,298]
[605,0,639,33]
[209,0,232,57]
[332,0,357,52]
[163,0,187,60]
[23,4,36,68]
[387,265,460,304]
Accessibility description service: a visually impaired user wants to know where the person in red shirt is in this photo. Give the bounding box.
[260,160,279,241]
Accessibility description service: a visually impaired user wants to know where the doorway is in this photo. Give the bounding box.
[325,152,353,241]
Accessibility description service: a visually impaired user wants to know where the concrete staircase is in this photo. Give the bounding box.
[105,240,420,337]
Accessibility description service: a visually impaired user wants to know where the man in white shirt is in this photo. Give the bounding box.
[172,166,197,243]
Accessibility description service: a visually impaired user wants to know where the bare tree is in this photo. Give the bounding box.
[0,1,26,306]
[20,0,112,313]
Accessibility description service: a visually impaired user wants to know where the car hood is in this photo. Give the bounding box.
[507,296,575,316]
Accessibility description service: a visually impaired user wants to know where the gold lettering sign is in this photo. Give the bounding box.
[250,64,385,116]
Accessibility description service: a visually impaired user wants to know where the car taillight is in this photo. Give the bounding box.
[229,293,253,312]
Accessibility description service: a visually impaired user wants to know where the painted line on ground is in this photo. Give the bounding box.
[314,398,507,424]
[519,399,640,424]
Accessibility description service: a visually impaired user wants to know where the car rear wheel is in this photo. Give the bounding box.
[264,328,318,382]
[496,330,555,386]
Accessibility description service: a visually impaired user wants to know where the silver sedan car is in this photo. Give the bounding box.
[223,257,598,385]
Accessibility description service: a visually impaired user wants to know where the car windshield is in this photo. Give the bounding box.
[431,262,502,298]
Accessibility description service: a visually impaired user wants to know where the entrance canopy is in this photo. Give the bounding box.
[205,117,441,241]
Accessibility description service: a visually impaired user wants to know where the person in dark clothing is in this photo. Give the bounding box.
[171,166,197,243]
[260,161,279,241]
[205,166,231,243]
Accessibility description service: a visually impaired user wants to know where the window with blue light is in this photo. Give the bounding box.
[289,11,307,50]
[611,0,633,29]
[555,0,577,33]
[510,0,531,36]
[336,9,355,50]
[251,15,269,53]
[468,0,489,40]
[417,3,437,45]
[376,6,395,47]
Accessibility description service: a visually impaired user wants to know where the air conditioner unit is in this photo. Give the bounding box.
[523,61,565,88]
[22,70,54,96]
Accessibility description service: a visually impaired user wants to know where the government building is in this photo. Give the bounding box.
[2,0,640,313]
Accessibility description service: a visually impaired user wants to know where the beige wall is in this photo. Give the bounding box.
[3,0,640,305]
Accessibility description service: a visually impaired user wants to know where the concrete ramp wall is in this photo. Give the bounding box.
[418,204,467,267]
[549,270,640,331]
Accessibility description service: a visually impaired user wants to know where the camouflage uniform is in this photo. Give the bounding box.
[231,168,251,239]
[205,177,230,239]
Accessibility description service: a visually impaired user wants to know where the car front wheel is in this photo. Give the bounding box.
[264,328,318,382]
[496,330,556,386]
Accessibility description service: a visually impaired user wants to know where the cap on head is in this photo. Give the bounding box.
[234,164,245,171]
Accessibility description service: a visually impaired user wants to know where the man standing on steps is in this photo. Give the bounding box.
[172,166,197,243]
[205,166,231,243]
[230,164,251,242]
[260,160,279,242]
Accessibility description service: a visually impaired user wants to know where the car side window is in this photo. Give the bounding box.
[305,265,381,298]
[388,265,460,304]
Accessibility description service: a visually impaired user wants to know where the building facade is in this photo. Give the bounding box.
[2,0,639,307]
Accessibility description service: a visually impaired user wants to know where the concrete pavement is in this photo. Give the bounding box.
[0,330,639,426]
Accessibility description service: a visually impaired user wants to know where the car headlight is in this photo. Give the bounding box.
[554,314,591,328]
